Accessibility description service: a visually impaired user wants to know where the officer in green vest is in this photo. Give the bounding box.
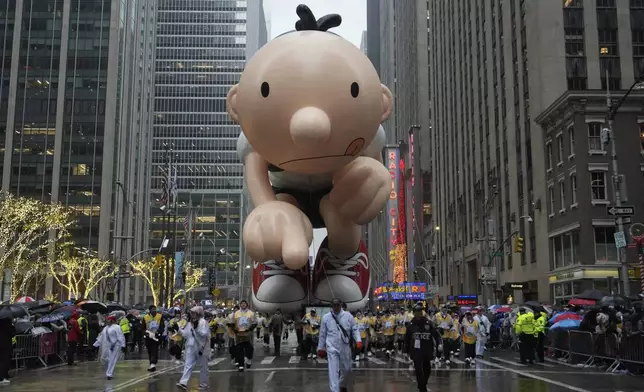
[77,314,88,348]
[120,315,131,358]
[534,312,547,363]
[514,308,536,365]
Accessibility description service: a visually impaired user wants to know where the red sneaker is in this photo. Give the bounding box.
[312,237,370,311]
[252,259,308,314]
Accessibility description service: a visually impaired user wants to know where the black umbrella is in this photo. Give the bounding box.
[576,290,606,301]
[133,303,146,311]
[23,299,53,311]
[106,303,127,312]
[78,300,108,314]
[0,304,29,320]
[598,295,629,308]
[524,301,547,314]
[14,320,34,334]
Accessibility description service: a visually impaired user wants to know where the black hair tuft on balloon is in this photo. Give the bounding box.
[294,4,342,32]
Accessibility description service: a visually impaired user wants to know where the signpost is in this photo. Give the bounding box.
[614,231,627,249]
[607,205,635,216]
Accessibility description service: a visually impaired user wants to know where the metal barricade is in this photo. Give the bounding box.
[544,328,571,362]
[12,332,61,370]
[566,330,596,367]
[616,333,644,374]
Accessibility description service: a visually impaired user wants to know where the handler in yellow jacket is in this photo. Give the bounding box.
[514,309,536,364]
[460,312,480,365]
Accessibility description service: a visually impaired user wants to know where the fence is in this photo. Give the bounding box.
[545,329,644,374]
[11,331,66,371]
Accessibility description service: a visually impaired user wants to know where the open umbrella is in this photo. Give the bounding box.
[550,318,581,330]
[575,290,606,301]
[494,306,513,313]
[14,320,34,334]
[568,298,596,307]
[77,300,108,314]
[15,296,34,303]
[23,299,53,311]
[524,301,547,314]
[549,312,582,324]
[106,303,128,312]
[50,305,79,317]
[37,313,66,323]
[0,304,29,320]
[597,295,629,308]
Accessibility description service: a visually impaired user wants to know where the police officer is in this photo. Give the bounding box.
[514,308,536,365]
[404,304,442,392]
[534,311,547,363]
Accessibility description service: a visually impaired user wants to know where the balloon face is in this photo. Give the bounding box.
[228,30,392,174]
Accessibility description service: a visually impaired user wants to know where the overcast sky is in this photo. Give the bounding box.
[263,0,366,48]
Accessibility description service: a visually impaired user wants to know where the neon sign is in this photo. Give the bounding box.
[385,147,407,282]
[374,282,427,301]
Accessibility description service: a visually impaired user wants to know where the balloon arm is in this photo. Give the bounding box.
[245,152,277,207]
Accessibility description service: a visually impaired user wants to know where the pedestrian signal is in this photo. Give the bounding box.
[513,236,524,253]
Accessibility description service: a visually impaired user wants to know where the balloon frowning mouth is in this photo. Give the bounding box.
[278,137,365,166]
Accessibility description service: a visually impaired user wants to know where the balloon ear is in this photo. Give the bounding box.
[380,84,393,122]
[227,84,240,123]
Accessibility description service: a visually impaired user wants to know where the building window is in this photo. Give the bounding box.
[591,171,607,200]
[546,142,553,171]
[568,125,576,157]
[588,122,604,151]
[594,226,617,262]
[570,173,578,205]
[564,1,587,90]
[552,230,579,270]
[557,134,564,164]
[548,184,555,217]
[559,180,566,212]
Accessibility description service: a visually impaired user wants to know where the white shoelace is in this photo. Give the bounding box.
[261,260,296,276]
[318,249,368,277]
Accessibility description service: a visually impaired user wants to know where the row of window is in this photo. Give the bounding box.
[550,227,617,271]
[150,176,242,190]
[152,125,239,138]
[548,170,607,217]
[155,73,240,85]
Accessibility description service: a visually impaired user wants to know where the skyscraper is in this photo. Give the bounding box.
[428,0,644,303]
[0,0,156,301]
[151,0,267,302]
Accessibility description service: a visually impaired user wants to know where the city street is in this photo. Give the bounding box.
[5,340,643,392]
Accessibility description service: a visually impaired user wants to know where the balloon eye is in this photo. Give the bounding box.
[351,82,359,98]
[261,82,270,98]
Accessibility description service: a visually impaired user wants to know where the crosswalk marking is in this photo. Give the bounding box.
[209,358,226,366]
[260,356,275,365]
[367,357,387,365]
[392,356,410,364]
[316,358,328,364]
[491,357,527,367]
[450,358,465,365]
[288,356,300,364]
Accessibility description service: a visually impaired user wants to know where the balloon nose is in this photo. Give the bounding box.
[289,107,331,148]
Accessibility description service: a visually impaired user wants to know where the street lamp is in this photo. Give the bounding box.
[519,215,533,223]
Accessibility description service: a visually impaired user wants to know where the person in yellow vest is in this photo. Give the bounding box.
[366,311,376,356]
[514,308,536,364]
[167,309,186,364]
[381,309,396,357]
[77,313,88,353]
[395,308,409,357]
[534,311,547,363]
[302,309,321,360]
[460,311,480,365]
[227,307,238,366]
[448,311,461,359]
[228,300,257,372]
[119,314,131,358]
[210,311,226,352]
[143,305,164,371]
[353,311,369,361]
[434,307,454,364]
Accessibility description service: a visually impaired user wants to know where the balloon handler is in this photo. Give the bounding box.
[231,4,393,314]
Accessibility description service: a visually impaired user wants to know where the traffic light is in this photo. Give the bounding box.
[207,268,216,293]
[154,254,165,269]
[514,236,524,253]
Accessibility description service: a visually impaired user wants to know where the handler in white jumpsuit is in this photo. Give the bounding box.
[93,314,126,380]
[177,306,211,390]
[317,299,362,392]
[474,307,491,357]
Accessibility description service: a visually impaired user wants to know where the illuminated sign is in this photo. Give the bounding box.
[385,147,407,283]
[374,282,427,301]
[446,295,478,306]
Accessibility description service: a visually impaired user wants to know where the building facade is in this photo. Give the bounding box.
[151,0,266,302]
[0,0,156,301]
[366,0,433,293]
[428,0,643,304]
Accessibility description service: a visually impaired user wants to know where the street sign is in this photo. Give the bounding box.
[480,266,496,280]
[614,231,627,249]
[617,217,633,225]
[481,279,496,286]
[630,223,644,240]
[607,205,635,216]
[488,252,503,258]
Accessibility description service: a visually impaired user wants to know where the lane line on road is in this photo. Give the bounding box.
[490,357,528,367]
[367,357,387,365]
[477,359,593,392]
[265,370,275,382]
[544,357,583,368]
[106,364,182,392]
[261,356,275,365]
